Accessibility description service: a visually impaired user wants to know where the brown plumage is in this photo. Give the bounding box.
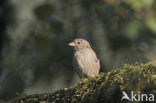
[68,38,100,79]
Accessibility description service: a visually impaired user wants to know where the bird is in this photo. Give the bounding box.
[68,38,100,79]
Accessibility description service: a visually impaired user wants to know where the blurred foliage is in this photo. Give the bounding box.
[34,3,54,20]
[0,0,156,102]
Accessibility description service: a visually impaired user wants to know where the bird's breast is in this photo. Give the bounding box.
[74,50,95,67]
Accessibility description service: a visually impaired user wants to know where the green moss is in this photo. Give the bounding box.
[13,62,156,103]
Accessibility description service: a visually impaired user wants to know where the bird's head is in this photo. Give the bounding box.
[68,38,91,51]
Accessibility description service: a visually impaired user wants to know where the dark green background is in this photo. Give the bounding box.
[0,0,156,102]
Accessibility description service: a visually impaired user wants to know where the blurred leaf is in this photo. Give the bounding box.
[34,3,54,20]
[124,20,142,40]
[34,35,53,60]
[145,15,156,34]
[4,51,20,72]
[125,0,154,11]
[49,18,63,34]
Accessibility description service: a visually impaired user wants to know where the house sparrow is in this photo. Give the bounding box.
[68,38,100,79]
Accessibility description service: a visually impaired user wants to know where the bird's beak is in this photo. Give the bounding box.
[68,42,76,47]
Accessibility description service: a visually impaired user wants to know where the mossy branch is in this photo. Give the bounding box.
[13,62,156,103]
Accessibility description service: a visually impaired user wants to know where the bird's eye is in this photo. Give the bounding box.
[77,41,80,44]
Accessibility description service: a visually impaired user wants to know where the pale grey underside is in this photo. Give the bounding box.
[73,48,100,78]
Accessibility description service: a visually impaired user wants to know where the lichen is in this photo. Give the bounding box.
[13,62,156,103]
